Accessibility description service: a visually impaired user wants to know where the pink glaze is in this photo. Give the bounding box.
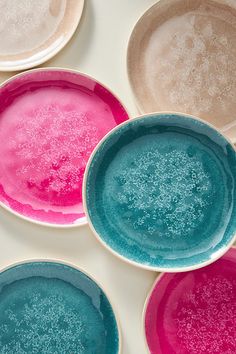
[145,247,236,354]
[0,70,129,225]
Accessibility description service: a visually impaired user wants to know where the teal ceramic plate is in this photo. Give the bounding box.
[84,113,236,271]
[0,262,120,353]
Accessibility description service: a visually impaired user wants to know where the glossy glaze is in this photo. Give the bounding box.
[127,0,236,142]
[0,69,129,225]
[0,0,84,71]
[85,113,236,270]
[0,262,119,353]
[145,247,236,354]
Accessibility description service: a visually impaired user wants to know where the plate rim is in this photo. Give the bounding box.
[126,0,161,115]
[0,66,130,228]
[83,111,236,272]
[0,257,122,354]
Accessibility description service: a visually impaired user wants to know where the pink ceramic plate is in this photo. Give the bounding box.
[144,247,236,354]
[0,69,129,226]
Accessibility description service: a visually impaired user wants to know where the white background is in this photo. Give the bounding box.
[0,1,158,353]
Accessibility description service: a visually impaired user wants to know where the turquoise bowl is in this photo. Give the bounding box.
[0,261,120,353]
[84,113,236,271]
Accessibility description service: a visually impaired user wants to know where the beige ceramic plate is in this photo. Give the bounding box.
[127,0,236,143]
[0,0,84,71]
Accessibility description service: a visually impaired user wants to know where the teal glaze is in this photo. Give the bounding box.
[85,114,236,269]
[0,262,119,353]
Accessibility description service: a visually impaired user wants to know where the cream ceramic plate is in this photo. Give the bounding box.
[127,0,236,143]
[0,0,84,71]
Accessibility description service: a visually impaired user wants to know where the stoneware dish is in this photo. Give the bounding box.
[0,0,84,71]
[127,0,236,143]
[83,112,236,272]
[0,260,121,354]
[144,246,236,354]
[0,68,129,227]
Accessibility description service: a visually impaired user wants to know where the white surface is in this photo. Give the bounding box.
[0,1,157,353]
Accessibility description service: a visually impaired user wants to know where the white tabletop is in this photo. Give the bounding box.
[0,1,158,353]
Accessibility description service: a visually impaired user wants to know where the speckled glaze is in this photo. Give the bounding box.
[0,261,120,354]
[84,113,236,271]
[0,69,129,226]
[144,247,236,354]
[127,0,236,143]
[0,0,84,71]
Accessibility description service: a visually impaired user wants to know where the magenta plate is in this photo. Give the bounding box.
[0,69,129,226]
[145,247,236,354]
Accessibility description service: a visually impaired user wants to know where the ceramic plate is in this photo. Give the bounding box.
[0,0,84,71]
[144,247,236,354]
[0,261,120,353]
[127,0,236,143]
[84,113,236,271]
[0,69,129,226]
